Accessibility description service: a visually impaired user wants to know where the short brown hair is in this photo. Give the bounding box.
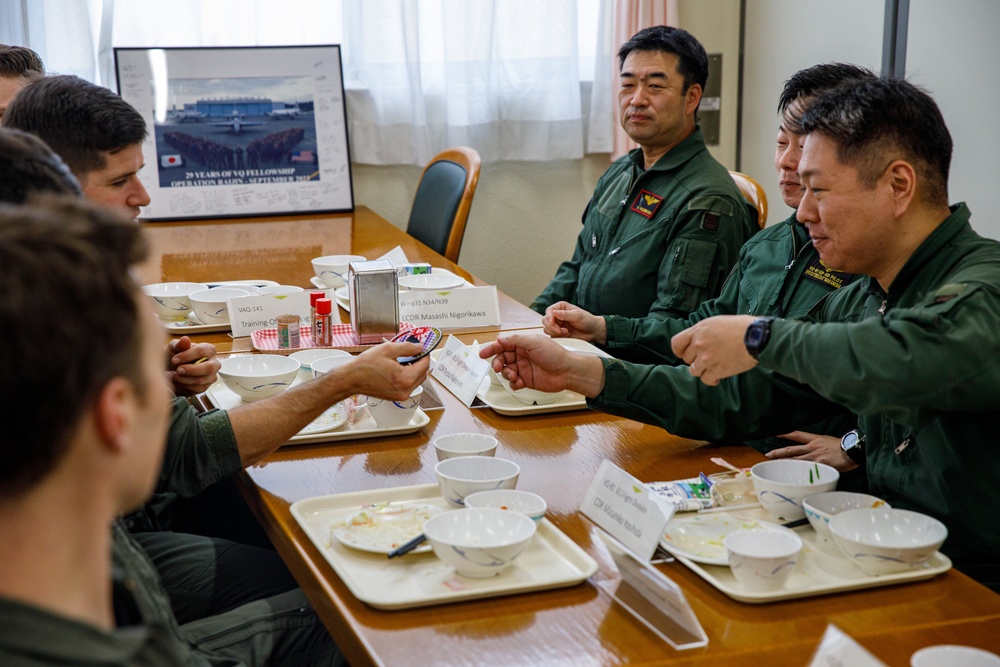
[0,44,44,79]
[0,197,149,497]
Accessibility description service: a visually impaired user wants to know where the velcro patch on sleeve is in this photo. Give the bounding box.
[687,195,735,233]
[932,283,968,304]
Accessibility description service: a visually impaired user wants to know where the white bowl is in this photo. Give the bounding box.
[189,288,250,325]
[803,491,891,542]
[433,433,499,460]
[828,507,947,576]
[312,254,367,288]
[435,456,520,507]
[143,282,208,320]
[423,508,536,577]
[498,375,560,406]
[290,349,351,381]
[398,273,465,291]
[911,645,1000,667]
[310,354,355,380]
[357,386,423,428]
[750,460,840,521]
[212,283,260,294]
[218,354,300,402]
[724,528,802,592]
[257,284,305,295]
[464,489,547,522]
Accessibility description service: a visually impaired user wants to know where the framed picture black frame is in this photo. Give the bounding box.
[114,45,353,221]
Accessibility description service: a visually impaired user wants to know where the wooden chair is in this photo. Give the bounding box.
[406,147,481,263]
[729,170,768,228]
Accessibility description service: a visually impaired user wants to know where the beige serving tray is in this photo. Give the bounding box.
[290,483,598,610]
[433,338,611,416]
[205,380,429,445]
[662,509,951,604]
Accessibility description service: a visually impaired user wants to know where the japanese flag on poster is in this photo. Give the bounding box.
[160,154,183,168]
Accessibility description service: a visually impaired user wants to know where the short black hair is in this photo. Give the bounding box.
[778,63,877,115]
[799,77,952,208]
[617,26,708,93]
[2,75,148,178]
[0,128,82,203]
[0,197,148,498]
[0,44,44,79]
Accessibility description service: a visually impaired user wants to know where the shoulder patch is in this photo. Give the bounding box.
[932,283,968,304]
[688,195,735,233]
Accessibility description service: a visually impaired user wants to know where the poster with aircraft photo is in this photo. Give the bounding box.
[115,45,353,220]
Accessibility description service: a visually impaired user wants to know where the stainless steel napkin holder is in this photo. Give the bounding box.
[349,259,399,344]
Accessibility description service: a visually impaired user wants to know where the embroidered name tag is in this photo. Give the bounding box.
[630,190,663,219]
[802,254,853,289]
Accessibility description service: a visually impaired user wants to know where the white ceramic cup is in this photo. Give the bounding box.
[360,386,423,428]
[724,528,802,592]
[433,433,499,460]
[911,645,1000,667]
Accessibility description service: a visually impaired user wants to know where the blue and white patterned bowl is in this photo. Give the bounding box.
[803,491,891,542]
[143,282,208,320]
[750,460,839,521]
[435,456,520,508]
[829,507,947,576]
[311,255,367,289]
[189,288,250,325]
[219,354,300,402]
[423,508,536,578]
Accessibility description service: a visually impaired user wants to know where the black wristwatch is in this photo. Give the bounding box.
[840,429,866,465]
[744,316,775,360]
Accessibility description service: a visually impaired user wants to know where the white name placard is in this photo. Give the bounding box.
[228,290,333,337]
[399,286,500,329]
[580,460,674,562]
[430,335,491,406]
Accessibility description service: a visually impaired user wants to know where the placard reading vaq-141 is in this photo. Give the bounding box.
[114,45,353,221]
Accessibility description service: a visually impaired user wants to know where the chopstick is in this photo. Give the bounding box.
[387,533,426,559]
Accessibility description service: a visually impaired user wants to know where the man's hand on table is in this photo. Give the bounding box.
[168,336,221,396]
[542,301,607,345]
[479,334,606,398]
[767,431,858,471]
[670,315,758,386]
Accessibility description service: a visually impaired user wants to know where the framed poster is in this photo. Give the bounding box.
[114,45,353,221]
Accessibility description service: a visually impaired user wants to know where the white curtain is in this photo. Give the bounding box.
[8,0,614,164]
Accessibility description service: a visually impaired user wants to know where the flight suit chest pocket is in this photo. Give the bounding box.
[668,238,719,313]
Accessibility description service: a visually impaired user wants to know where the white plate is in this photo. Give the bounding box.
[434,338,611,416]
[290,484,598,610]
[331,503,442,554]
[161,311,231,334]
[333,268,472,313]
[298,403,348,435]
[660,512,787,566]
[205,379,429,444]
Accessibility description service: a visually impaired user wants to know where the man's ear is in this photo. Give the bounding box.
[684,83,703,117]
[92,377,134,454]
[885,159,917,218]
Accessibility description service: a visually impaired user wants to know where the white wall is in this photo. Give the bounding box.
[906,0,1000,240]
[741,0,884,225]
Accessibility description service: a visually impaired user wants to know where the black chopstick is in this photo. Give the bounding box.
[387,533,426,559]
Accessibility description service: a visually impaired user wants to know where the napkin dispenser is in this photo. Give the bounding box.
[349,259,399,344]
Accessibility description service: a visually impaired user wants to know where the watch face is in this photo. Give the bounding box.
[747,325,766,347]
[841,431,860,451]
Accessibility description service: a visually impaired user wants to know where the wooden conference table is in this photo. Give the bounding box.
[139,209,1000,666]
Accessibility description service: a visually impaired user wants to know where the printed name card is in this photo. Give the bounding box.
[228,290,333,337]
[580,460,675,562]
[430,335,491,406]
[399,285,501,329]
[807,625,887,667]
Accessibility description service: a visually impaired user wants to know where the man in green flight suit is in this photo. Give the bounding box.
[530,26,756,329]
[540,62,876,470]
[483,77,1000,591]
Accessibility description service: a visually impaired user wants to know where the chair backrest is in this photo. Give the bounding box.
[406,147,481,263]
[729,170,768,228]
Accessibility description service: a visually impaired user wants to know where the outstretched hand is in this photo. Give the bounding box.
[670,315,758,386]
[479,334,606,397]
